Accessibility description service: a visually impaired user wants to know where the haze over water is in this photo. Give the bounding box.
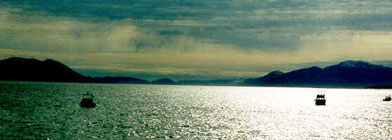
[1,81,391,139]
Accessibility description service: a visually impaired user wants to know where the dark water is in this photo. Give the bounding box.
[0,81,391,139]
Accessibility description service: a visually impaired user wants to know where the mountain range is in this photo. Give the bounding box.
[244,60,392,88]
[1,57,392,88]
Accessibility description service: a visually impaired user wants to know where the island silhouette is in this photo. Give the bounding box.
[1,57,392,88]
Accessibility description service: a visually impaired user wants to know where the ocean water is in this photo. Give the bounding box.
[0,82,391,139]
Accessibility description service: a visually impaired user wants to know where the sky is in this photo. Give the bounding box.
[1,0,392,80]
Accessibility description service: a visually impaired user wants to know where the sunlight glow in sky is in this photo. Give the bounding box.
[1,0,392,80]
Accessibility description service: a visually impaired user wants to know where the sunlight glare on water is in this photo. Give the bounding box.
[0,82,391,139]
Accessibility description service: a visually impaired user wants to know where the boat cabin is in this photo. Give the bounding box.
[316,94,325,99]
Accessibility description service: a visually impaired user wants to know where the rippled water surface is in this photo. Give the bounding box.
[1,81,391,139]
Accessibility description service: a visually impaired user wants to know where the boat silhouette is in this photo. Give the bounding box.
[80,92,96,108]
[383,95,391,101]
[315,93,326,105]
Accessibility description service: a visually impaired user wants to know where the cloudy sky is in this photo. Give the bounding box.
[1,0,392,80]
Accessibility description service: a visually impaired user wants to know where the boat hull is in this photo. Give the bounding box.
[80,98,96,108]
[315,100,326,105]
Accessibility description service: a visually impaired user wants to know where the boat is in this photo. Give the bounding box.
[383,95,391,101]
[80,92,96,108]
[315,94,326,105]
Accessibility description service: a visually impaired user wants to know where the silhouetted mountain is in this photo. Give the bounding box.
[367,85,392,89]
[152,78,176,85]
[3,57,392,88]
[243,71,283,85]
[244,60,392,87]
[0,57,147,84]
[0,57,87,82]
[94,76,148,84]
[179,79,242,85]
[315,60,392,87]
[267,66,323,85]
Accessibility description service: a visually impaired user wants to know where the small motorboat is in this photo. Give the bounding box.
[383,95,391,101]
[80,92,96,108]
[315,94,326,105]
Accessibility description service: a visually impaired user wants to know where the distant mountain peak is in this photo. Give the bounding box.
[293,66,322,73]
[43,59,57,63]
[153,78,176,84]
[268,71,284,75]
[263,71,284,79]
[337,60,383,69]
[3,57,40,63]
[309,66,322,69]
